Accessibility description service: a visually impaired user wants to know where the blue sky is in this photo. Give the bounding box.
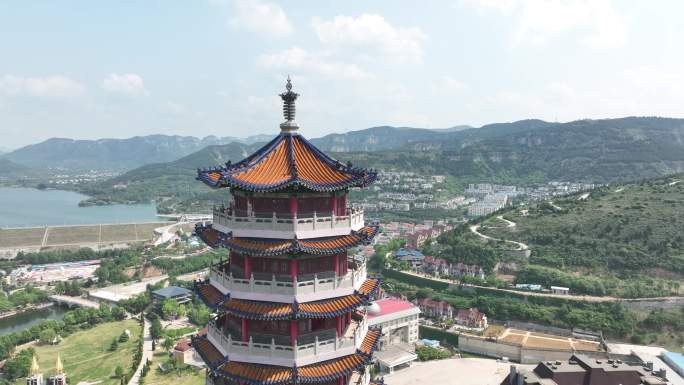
[1,0,684,148]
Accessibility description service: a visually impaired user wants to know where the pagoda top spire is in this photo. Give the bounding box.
[30,354,40,375]
[279,76,299,133]
[55,353,64,374]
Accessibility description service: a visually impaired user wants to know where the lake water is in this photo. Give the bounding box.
[0,187,158,228]
[0,305,69,335]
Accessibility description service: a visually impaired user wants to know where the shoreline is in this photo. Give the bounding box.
[0,302,54,320]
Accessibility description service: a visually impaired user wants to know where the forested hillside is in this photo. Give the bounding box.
[471,174,684,297]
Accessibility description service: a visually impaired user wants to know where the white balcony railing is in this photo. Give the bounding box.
[210,259,367,302]
[212,208,365,239]
[207,316,367,366]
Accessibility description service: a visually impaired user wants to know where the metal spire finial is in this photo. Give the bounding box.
[279,76,299,133]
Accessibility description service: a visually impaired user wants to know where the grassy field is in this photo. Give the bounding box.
[0,228,45,248]
[47,226,100,245]
[15,319,142,385]
[100,224,138,242]
[144,351,204,385]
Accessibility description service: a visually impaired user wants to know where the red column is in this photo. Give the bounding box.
[333,254,340,276]
[338,376,345,385]
[289,196,298,216]
[241,318,249,342]
[330,194,337,215]
[346,312,351,325]
[336,316,343,337]
[338,194,347,215]
[244,256,252,278]
[290,258,298,280]
[290,320,298,345]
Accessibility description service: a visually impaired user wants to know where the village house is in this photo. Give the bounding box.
[415,298,454,320]
[422,255,450,276]
[455,307,488,329]
[394,248,425,268]
[451,262,486,280]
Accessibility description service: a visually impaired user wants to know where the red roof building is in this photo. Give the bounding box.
[415,298,454,320]
[455,308,488,329]
[192,79,382,385]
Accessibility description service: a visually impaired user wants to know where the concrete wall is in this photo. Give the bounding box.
[458,334,588,364]
[458,334,521,362]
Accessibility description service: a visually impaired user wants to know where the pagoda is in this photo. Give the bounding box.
[192,78,384,385]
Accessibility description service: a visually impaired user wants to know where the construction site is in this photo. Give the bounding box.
[458,326,604,364]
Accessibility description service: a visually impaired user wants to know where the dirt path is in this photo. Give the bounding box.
[128,316,152,385]
[470,217,529,251]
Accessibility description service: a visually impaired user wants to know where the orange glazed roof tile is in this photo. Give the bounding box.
[195,224,379,256]
[357,278,381,298]
[196,325,382,385]
[218,279,379,320]
[221,298,294,320]
[219,361,292,385]
[297,353,366,383]
[194,282,228,309]
[358,329,382,356]
[191,335,226,369]
[197,133,377,192]
[209,330,382,384]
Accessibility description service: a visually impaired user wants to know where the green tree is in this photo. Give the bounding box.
[162,337,174,352]
[110,338,119,351]
[161,298,180,319]
[112,306,126,320]
[39,328,57,345]
[119,330,130,343]
[3,348,35,380]
[150,317,163,341]
[114,365,125,379]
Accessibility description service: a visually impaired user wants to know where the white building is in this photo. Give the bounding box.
[367,298,421,374]
[550,286,570,295]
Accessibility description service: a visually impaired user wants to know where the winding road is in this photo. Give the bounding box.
[469,216,529,251]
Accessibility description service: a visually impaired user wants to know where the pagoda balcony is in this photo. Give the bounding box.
[212,207,365,239]
[210,259,367,302]
[207,316,368,367]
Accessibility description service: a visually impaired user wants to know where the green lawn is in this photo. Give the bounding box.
[145,351,204,385]
[16,319,142,385]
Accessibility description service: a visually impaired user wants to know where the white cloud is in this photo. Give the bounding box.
[102,73,147,96]
[257,47,373,80]
[312,14,427,62]
[0,75,84,98]
[438,76,467,92]
[230,0,293,37]
[463,0,626,48]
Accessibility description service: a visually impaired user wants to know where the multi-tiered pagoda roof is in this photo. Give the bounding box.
[191,78,384,385]
[196,225,379,256]
[197,133,377,192]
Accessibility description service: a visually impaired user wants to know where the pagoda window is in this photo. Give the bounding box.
[298,255,335,277]
[233,195,248,214]
[229,253,245,278]
[298,197,332,216]
[250,257,291,279]
[224,314,243,340]
[251,197,290,216]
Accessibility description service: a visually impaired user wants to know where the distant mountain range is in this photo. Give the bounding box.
[69,116,684,210]
[4,116,684,195]
[0,134,272,172]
